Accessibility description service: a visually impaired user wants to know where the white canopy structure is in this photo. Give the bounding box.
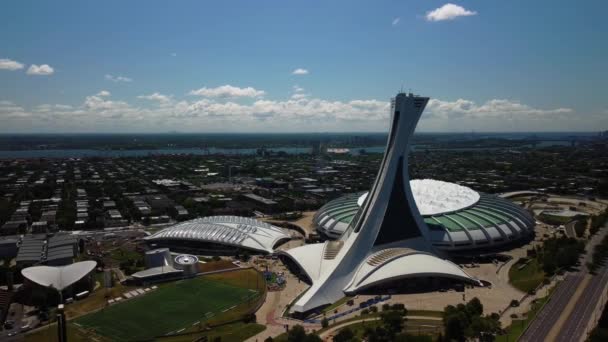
[21,260,96,291]
[145,216,290,254]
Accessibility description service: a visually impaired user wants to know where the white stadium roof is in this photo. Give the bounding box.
[316,180,534,251]
[145,216,290,254]
[357,179,480,216]
[21,260,96,291]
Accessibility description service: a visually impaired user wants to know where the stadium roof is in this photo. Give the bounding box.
[145,216,290,254]
[21,260,96,290]
[358,179,480,216]
[315,180,535,251]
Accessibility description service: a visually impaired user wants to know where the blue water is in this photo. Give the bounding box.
[0,147,314,159]
[0,140,581,159]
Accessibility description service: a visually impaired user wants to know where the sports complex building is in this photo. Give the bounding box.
[280,93,538,313]
[314,179,535,253]
[144,216,291,255]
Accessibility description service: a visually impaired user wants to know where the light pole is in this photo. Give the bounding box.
[49,285,67,342]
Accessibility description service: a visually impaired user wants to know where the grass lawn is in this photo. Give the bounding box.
[274,317,441,342]
[25,322,113,342]
[320,296,353,314]
[539,213,573,225]
[74,276,258,341]
[509,258,545,293]
[495,295,550,342]
[346,319,439,340]
[407,310,443,318]
[159,322,266,342]
[64,282,137,319]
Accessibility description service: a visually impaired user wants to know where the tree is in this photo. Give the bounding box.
[321,318,329,328]
[444,311,468,342]
[287,325,320,342]
[287,325,307,342]
[303,334,321,342]
[333,328,355,342]
[363,326,390,342]
[466,297,483,317]
[380,310,405,337]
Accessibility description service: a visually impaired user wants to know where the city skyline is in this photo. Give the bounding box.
[1,0,607,133]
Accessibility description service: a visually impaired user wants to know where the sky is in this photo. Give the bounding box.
[1,0,607,133]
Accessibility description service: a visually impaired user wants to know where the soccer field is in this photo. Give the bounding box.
[75,276,258,341]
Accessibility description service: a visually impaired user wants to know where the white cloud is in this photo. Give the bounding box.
[392,17,401,26]
[138,92,172,104]
[105,74,133,82]
[291,85,309,100]
[0,100,29,118]
[0,91,591,133]
[291,93,309,100]
[26,64,54,75]
[170,52,177,57]
[426,3,477,22]
[34,104,73,113]
[0,58,24,71]
[97,90,111,97]
[292,68,309,75]
[189,85,265,98]
[425,98,572,120]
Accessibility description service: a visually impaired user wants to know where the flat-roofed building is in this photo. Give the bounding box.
[31,221,48,234]
[242,193,278,213]
[1,220,27,236]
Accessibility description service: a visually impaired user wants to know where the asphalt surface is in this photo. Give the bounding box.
[521,224,608,342]
[519,273,584,342]
[556,265,608,342]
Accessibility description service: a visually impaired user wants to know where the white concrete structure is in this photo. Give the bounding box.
[21,260,96,290]
[145,216,290,254]
[281,93,480,313]
[315,181,535,251]
[144,248,172,268]
[174,254,199,276]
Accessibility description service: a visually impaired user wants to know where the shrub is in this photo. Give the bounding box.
[391,303,405,311]
[243,313,256,323]
[321,318,329,328]
[361,308,370,315]
[510,300,520,307]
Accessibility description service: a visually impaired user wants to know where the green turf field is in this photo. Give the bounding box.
[75,277,259,341]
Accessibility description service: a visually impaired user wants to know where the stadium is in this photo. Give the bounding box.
[314,179,535,253]
[144,216,291,255]
[280,93,540,313]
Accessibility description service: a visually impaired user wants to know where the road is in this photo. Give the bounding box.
[521,223,608,342]
[556,265,608,341]
[519,273,584,342]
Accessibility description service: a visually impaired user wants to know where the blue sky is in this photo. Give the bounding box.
[1,0,607,133]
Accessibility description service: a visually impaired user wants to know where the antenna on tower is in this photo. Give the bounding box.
[400,84,404,93]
